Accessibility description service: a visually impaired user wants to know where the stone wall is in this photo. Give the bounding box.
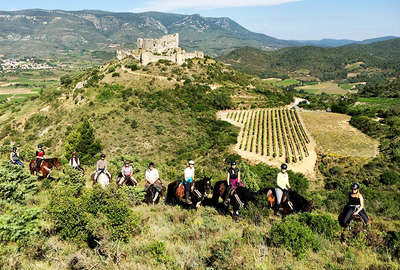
[137,33,179,54]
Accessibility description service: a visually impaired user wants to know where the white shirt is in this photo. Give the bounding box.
[277,172,290,190]
[69,158,80,168]
[145,168,159,184]
[184,167,195,180]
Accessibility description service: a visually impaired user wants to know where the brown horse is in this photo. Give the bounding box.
[144,179,167,205]
[29,158,61,179]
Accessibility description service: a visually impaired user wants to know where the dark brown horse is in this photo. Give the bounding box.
[258,188,313,217]
[144,179,167,205]
[166,177,212,209]
[29,158,61,179]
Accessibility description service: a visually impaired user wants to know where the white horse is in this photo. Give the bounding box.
[97,173,110,188]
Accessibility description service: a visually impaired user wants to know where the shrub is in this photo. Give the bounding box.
[385,231,400,259]
[288,171,309,194]
[0,207,41,244]
[19,144,36,161]
[126,62,139,71]
[0,162,37,204]
[206,236,238,268]
[298,212,340,239]
[60,167,86,195]
[380,170,400,185]
[48,185,141,246]
[112,72,120,77]
[64,117,102,165]
[269,216,319,257]
[146,241,176,267]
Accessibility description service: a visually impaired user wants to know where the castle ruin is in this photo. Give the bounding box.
[116,33,204,66]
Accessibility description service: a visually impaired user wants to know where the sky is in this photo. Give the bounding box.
[1,0,399,40]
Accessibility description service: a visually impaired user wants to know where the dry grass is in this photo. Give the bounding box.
[296,81,348,95]
[300,111,379,158]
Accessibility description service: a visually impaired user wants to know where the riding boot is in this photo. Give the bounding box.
[223,185,232,206]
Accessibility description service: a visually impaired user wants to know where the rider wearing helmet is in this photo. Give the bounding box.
[94,154,111,181]
[183,160,195,204]
[35,144,45,170]
[223,161,242,205]
[118,160,136,185]
[145,162,159,191]
[342,183,369,226]
[10,146,24,168]
[275,164,290,210]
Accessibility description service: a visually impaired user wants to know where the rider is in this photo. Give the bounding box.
[35,144,45,171]
[275,163,291,212]
[183,160,195,204]
[69,152,81,170]
[223,161,242,205]
[342,183,369,227]
[94,154,111,181]
[145,162,159,191]
[118,160,136,185]
[10,146,24,168]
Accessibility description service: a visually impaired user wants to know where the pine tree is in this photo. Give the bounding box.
[64,117,102,165]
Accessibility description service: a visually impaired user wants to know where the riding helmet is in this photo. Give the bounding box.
[101,154,106,158]
[281,163,288,170]
[149,162,154,167]
[72,152,77,155]
[189,160,195,165]
[231,161,236,165]
[38,144,43,148]
[351,183,359,190]
[13,146,17,151]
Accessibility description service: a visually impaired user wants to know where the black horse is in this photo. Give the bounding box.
[258,187,313,217]
[144,180,166,205]
[212,180,257,217]
[166,177,212,208]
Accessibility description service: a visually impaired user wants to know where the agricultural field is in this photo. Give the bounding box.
[300,111,379,158]
[219,108,317,177]
[354,97,400,110]
[296,81,349,95]
[273,78,299,87]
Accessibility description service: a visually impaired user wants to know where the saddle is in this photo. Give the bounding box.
[266,190,275,207]
[153,180,166,193]
[176,183,185,198]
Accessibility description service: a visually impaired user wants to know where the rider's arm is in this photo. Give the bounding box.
[104,161,108,171]
[155,169,159,181]
[227,172,230,185]
[238,171,241,182]
[77,158,80,166]
[96,160,100,170]
[10,152,13,160]
[354,194,364,215]
[69,159,72,167]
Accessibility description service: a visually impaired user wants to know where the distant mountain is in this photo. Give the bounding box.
[219,38,400,80]
[0,9,296,58]
[292,36,398,47]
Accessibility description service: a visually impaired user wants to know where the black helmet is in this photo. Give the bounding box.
[351,183,359,190]
[149,162,154,167]
[281,164,288,170]
[38,144,43,148]
[13,146,17,151]
[101,154,106,158]
[231,161,236,166]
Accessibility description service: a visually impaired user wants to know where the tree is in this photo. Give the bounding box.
[64,117,102,165]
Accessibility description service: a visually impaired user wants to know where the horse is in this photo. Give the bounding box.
[91,172,112,188]
[166,177,212,208]
[116,173,137,186]
[212,180,258,217]
[144,179,167,205]
[258,188,313,217]
[29,158,61,179]
[338,205,373,228]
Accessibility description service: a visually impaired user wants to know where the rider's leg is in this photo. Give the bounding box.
[184,181,192,204]
[275,188,283,206]
[223,184,232,205]
[16,160,24,168]
[342,207,354,226]
[358,209,369,225]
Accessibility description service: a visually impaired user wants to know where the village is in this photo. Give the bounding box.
[0,57,53,72]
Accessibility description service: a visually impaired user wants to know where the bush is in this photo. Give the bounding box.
[60,167,86,195]
[146,241,176,267]
[298,212,340,239]
[206,236,238,269]
[0,162,37,204]
[288,171,310,194]
[64,117,102,165]
[269,216,319,257]
[48,184,141,246]
[19,144,36,161]
[380,170,400,185]
[386,231,400,259]
[126,62,139,71]
[112,72,120,77]
[0,207,41,244]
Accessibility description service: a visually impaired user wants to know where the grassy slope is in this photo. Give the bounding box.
[0,57,399,269]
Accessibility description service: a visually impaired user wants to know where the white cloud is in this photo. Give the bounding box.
[132,0,300,12]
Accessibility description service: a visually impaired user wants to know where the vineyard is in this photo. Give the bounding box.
[219,109,316,172]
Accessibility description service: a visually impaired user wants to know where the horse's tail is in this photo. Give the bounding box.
[165,182,176,205]
[211,182,222,205]
[29,160,35,175]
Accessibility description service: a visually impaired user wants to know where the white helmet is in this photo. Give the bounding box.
[188,160,195,165]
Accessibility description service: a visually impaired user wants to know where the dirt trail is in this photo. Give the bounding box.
[217,109,317,179]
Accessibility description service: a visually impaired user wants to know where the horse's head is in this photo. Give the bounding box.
[202,176,212,194]
[54,158,62,170]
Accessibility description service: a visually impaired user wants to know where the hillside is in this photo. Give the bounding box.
[219,38,400,80]
[0,9,295,59]
[0,54,399,269]
[292,36,398,47]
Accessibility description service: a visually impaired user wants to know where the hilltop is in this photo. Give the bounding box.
[219,38,400,80]
[0,52,399,269]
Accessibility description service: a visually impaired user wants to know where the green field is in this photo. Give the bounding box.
[357,97,400,109]
[274,79,299,87]
[339,83,353,90]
